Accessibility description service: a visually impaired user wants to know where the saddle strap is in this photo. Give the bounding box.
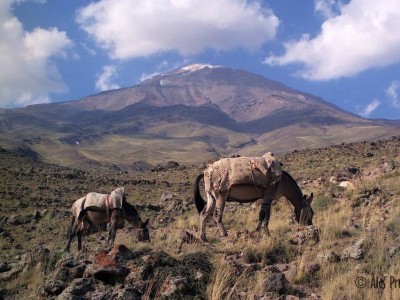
[249,160,263,195]
[105,194,113,222]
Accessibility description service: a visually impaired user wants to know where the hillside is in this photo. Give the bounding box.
[0,64,399,169]
[0,136,399,299]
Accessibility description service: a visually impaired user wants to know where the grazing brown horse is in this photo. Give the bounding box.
[194,158,314,241]
[65,187,149,251]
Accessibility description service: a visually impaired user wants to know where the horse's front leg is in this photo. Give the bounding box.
[200,192,216,242]
[107,210,118,247]
[256,198,272,236]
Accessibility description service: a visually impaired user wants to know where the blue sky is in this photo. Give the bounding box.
[1,0,400,120]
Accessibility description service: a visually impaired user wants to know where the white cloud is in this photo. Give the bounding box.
[0,0,73,107]
[95,65,120,91]
[314,0,341,19]
[385,80,400,108]
[359,99,380,117]
[265,0,400,81]
[76,0,279,59]
[24,28,71,59]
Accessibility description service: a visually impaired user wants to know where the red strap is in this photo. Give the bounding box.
[106,194,114,209]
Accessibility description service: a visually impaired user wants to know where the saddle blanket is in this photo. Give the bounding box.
[204,153,282,192]
[84,187,125,210]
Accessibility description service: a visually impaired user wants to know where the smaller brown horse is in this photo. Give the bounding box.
[65,187,149,251]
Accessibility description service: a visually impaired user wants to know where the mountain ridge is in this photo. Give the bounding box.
[0,64,399,169]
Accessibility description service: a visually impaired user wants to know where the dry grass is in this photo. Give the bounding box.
[1,136,400,299]
[4,266,45,300]
[206,258,256,300]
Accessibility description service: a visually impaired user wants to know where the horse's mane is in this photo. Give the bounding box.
[282,170,302,197]
[123,201,139,217]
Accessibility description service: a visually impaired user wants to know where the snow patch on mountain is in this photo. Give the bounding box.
[180,64,222,72]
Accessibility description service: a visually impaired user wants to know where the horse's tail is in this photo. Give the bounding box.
[194,173,206,214]
[77,209,86,223]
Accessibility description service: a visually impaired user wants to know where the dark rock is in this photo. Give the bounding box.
[160,276,190,298]
[366,152,374,157]
[0,262,11,273]
[57,278,95,300]
[112,285,142,300]
[8,214,32,225]
[69,263,88,280]
[44,279,67,296]
[348,166,360,174]
[93,268,127,284]
[39,244,211,299]
[264,273,289,294]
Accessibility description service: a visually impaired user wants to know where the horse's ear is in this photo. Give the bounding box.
[307,193,314,204]
[142,218,149,227]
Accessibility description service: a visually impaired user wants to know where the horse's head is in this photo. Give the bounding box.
[296,193,314,226]
[137,218,150,242]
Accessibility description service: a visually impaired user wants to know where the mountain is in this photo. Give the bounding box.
[0,64,399,169]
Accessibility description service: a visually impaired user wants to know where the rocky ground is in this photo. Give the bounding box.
[0,136,399,299]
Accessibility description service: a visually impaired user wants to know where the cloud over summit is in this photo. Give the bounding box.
[76,0,279,59]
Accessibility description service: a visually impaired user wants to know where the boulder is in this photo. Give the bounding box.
[379,161,396,173]
[39,244,212,299]
[264,273,290,294]
[317,251,340,263]
[341,239,367,260]
[160,276,190,297]
[57,278,95,300]
[290,226,320,245]
[339,181,355,190]
[86,245,132,284]
[160,193,173,202]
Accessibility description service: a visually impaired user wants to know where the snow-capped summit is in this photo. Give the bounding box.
[180,64,223,72]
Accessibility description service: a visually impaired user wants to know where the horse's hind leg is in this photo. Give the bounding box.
[256,198,272,235]
[107,210,118,248]
[200,192,216,241]
[213,193,228,237]
[77,229,83,250]
[65,216,78,252]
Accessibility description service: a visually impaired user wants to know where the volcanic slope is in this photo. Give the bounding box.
[0,64,398,169]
